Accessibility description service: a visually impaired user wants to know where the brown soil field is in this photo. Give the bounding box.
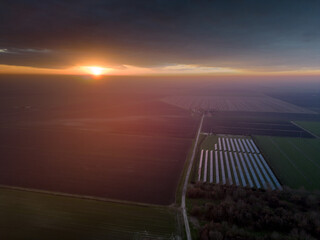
[0,127,193,204]
[0,76,199,205]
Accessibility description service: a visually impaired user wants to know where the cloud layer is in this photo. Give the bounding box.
[0,0,319,72]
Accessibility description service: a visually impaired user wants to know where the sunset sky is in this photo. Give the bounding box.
[0,0,319,75]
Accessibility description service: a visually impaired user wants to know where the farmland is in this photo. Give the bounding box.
[162,95,315,113]
[0,76,199,205]
[1,75,320,239]
[293,121,320,137]
[0,187,180,239]
[254,136,320,190]
[193,135,281,190]
[268,90,320,113]
[202,117,313,138]
[0,127,194,204]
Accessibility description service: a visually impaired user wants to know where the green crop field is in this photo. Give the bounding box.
[0,188,181,240]
[294,121,320,137]
[254,136,320,190]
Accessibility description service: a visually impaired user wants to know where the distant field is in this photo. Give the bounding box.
[294,121,320,137]
[202,110,320,122]
[162,95,315,113]
[0,188,180,239]
[202,117,313,138]
[254,136,320,190]
[268,91,320,114]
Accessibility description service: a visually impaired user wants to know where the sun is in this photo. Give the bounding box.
[87,66,104,76]
[79,65,113,77]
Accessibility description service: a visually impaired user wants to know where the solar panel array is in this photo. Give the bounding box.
[198,137,282,190]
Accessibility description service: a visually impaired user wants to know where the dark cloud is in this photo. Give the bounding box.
[0,0,319,70]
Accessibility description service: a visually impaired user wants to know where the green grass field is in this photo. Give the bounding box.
[294,121,320,136]
[254,136,320,190]
[0,188,181,240]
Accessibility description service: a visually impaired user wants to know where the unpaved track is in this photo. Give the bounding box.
[181,114,204,240]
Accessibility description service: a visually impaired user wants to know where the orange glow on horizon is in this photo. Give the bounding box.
[1,64,320,77]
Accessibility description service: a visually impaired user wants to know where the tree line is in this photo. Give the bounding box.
[187,183,320,240]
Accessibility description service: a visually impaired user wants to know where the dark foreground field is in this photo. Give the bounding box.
[0,188,180,239]
[0,75,199,205]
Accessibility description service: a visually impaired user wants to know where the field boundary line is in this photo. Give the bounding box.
[0,184,168,209]
[181,114,204,240]
[291,121,319,139]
